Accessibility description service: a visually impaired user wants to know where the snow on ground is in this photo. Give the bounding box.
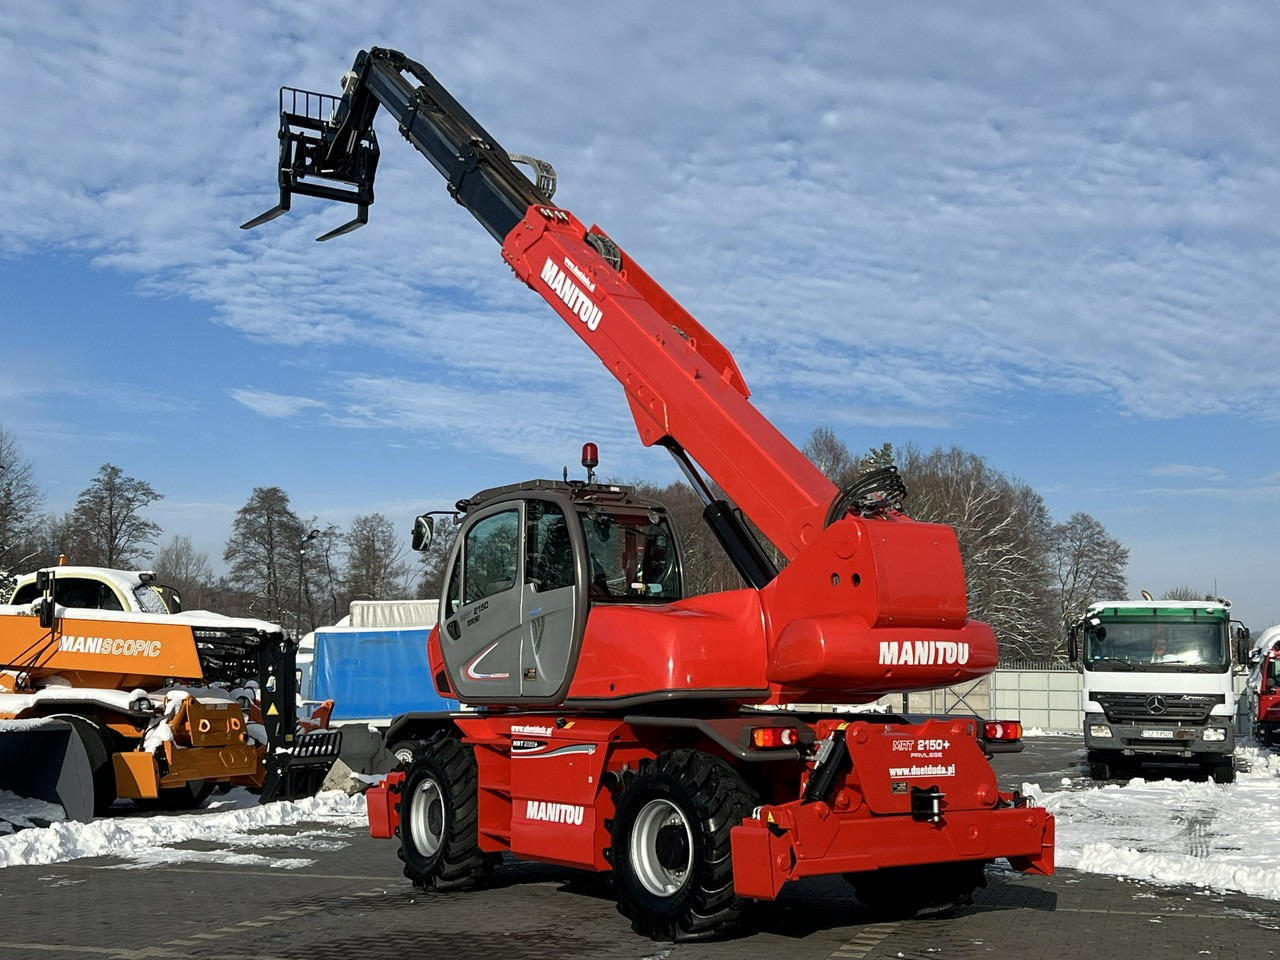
[2,741,1280,904]
[0,788,366,870]
[1023,743,1280,900]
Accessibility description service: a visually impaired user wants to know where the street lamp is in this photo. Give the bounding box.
[297,529,319,638]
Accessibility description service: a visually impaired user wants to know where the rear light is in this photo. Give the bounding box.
[751,726,799,749]
[983,720,1023,742]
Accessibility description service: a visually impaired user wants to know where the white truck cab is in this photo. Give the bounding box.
[1069,598,1246,784]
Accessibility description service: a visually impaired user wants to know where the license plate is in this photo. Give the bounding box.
[1141,728,1174,739]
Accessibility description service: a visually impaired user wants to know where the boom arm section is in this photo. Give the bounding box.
[241,48,879,558]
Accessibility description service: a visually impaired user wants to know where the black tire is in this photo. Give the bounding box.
[846,860,987,919]
[1086,751,1112,781]
[1209,759,1236,785]
[396,737,491,891]
[610,749,759,942]
[49,714,116,817]
[134,780,217,811]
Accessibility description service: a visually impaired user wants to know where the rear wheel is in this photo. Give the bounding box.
[396,736,491,891]
[846,860,988,919]
[610,749,758,942]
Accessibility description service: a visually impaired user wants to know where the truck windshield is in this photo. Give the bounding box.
[578,509,681,602]
[1084,620,1228,671]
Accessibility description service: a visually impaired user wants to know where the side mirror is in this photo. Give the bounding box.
[411,514,435,552]
[36,569,54,629]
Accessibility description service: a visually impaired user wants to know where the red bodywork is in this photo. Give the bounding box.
[385,202,1055,898]
[429,205,1002,708]
[368,714,1053,898]
[1255,648,1280,742]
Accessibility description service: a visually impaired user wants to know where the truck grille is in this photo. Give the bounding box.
[1095,692,1223,723]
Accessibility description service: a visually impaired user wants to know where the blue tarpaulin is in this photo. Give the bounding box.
[312,627,457,720]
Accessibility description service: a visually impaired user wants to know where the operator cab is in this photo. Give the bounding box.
[412,452,683,704]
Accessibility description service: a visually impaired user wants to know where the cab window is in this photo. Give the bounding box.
[526,500,574,592]
[463,509,519,603]
[12,577,124,611]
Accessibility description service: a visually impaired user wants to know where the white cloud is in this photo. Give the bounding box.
[229,388,326,419]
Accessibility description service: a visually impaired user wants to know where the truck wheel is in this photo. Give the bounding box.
[1209,759,1236,785]
[134,780,217,811]
[396,737,491,891]
[846,860,987,919]
[1086,751,1112,780]
[610,749,759,942]
[49,715,116,817]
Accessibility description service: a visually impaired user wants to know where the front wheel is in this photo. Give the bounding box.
[396,736,491,891]
[134,779,216,811]
[610,749,758,942]
[1208,758,1236,784]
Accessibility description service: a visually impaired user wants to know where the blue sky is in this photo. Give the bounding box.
[1,3,1276,629]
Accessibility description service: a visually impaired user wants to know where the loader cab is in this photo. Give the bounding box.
[9,567,180,615]
[415,480,682,704]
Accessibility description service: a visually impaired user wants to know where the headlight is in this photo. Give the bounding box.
[1088,724,1113,739]
[128,691,154,714]
[1202,728,1227,742]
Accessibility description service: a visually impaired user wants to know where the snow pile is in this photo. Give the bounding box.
[0,791,66,835]
[0,789,366,869]
[1026,745,1280,900]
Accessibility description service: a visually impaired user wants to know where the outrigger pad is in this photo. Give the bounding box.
[258,728,344,804]
[0,719,94,823]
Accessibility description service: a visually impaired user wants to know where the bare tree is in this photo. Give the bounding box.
[307,523,345,627]
[0,426,44,575]
[223,486,304,626]
[344,513,412,603]
[897,444,1056,660]
[1049,511,1129,639]
[802,427,859,487]
[416,517,460,600]
[67,464,163,567]
[1160,585,1217,602]
[152,535,215,610]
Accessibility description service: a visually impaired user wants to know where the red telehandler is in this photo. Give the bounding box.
[243,47,1053,941]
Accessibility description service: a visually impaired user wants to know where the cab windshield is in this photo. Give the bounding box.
[578,508,681,602]
[1083,619,1228,672]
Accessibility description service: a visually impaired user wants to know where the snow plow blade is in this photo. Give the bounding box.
[0,719,95,823]
[258,728,344,804]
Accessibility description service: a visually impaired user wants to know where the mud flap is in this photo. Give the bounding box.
[258,728,344,804]
[0,719,95,823]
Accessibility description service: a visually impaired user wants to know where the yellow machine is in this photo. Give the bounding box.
[0,564,340,817]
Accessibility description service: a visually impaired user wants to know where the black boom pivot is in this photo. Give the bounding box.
[241,47,555,242]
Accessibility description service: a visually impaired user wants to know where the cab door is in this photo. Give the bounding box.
[437,497,583,704]
[518,497,584,701]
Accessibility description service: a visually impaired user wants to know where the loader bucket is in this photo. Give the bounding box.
[0,719,95,824]
[258,727,344,804]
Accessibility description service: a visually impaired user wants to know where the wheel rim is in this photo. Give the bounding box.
[409,776,445,858]
[630,797,694,897]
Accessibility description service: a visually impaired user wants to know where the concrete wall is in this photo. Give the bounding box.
[867,667,1248,734]
[869,669,1080,731]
